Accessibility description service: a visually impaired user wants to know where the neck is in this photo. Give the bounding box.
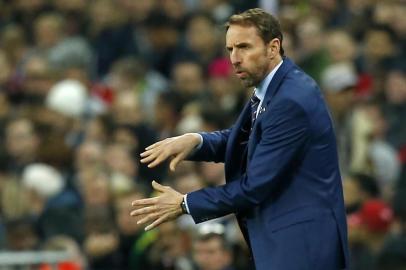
[255,55,283,88]
[267,55,283,74]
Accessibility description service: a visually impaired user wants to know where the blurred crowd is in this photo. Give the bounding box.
[0,0,405,269]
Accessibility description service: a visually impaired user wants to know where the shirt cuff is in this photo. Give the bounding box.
[188,133,203,156]
[195,133,203,150]
[183,194,191,214]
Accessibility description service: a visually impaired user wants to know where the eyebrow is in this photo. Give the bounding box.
[226,42,250,49]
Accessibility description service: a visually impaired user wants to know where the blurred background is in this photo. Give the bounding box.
[0,0,405,269]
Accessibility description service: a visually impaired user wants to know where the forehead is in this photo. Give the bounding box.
[226,24,262,46]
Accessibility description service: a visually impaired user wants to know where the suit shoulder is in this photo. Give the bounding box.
[274,66,333,130]
[284,67,319,94]
[277,67,323,108]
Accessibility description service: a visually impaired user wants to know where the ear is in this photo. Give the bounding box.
[267,38,281,59]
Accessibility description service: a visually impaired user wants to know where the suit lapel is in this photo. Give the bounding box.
[225,101,251,181]
[262,58,295,111]
[247,58,295,161]
[225,58,297,178]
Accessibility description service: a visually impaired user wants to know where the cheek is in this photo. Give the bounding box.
[247,52,264,66]
[249,57,270,79]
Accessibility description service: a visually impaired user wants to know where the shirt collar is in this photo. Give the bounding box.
[254,60,283,101]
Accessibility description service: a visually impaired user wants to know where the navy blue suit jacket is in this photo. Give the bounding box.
[187,58,349,270]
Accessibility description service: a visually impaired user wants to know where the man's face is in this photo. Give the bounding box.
[193,237,230,270]
[116,194,143,235]
[6,119,38,159]
[173,62,204,94]
[226,24,271,88]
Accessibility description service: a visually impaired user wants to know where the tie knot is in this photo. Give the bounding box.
[250,93,260,105]
[250,92,260,127]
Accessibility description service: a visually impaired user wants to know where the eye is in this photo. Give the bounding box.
[236,43,250,50]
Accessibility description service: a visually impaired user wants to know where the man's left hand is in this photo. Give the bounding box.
[130,180,184,231]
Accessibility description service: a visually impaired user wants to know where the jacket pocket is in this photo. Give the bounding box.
[268,206,330,233]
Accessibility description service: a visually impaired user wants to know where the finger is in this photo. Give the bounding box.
[145,213,170,231]
[151,180,168,192]
[131,197,158,206]
[145,140,166,151]
[140,153,160,164]
[140,149,155,158]
[147,153,169,168]
[140,149,163,163]
[145,142,160,151]
[169,152,186,172]
[137,212,160,225]
[130,206,156,216]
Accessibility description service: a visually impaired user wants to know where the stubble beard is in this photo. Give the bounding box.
[239,69,267,88]
[240,74,257,88]
[237,50,270,88]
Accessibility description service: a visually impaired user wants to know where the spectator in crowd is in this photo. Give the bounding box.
[178,13,222,71]
[206,57,246,123]
[193,226,235,270]
[20,54,56,105]
[351,101,401,195]
[5,217,39,251]
[33,12,93,73]
[113,187,149,269]
[74,141,104,173]
[382,67,406,151]
[160,0,189,30]
[199,0,234,24]
[110,90,165,183]
[104,143,138,186]
[0,49,12,91]
[0,24,29,77]
[83,207,120,269]
[4,117,40,173]
[171,60,208,103]
[344,0,373,40]
[22,163,82,242]
[348,199,394,270]
[87,0,136,77]
[325,29,357,66]
[143,10,182,78]
[374,188,406,270]
[0,1,405,269]
[154,91,185,139]
[173,171,205,195]
[41,235,88,270]
[375,189,406,270]
[343,172,380,214]
[374,238,406,270]
[321,61,358,173]
[108,56,168,120]
[296,16,330,83]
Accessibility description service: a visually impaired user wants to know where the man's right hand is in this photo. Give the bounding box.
[140,133,202,171]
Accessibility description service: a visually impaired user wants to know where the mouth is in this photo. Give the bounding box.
[235,70,247,78]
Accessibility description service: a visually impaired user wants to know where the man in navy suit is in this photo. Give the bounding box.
[131,8,349,270]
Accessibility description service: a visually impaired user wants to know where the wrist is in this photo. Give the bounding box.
[180,196,188,214]
[185,133,201,147]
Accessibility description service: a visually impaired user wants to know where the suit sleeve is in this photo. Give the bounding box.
[186,99,310,223]
[187,128,232,163]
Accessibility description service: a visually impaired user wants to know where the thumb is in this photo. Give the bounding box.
[152,180,167,192]
[169,152,186,172]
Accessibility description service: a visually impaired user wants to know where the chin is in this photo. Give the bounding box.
[240,79,255,88]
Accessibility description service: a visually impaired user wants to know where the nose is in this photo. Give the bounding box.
[230,49,241,66]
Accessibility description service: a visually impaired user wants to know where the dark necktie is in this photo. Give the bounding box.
[239,92,260,176]
[250,92,261,128]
